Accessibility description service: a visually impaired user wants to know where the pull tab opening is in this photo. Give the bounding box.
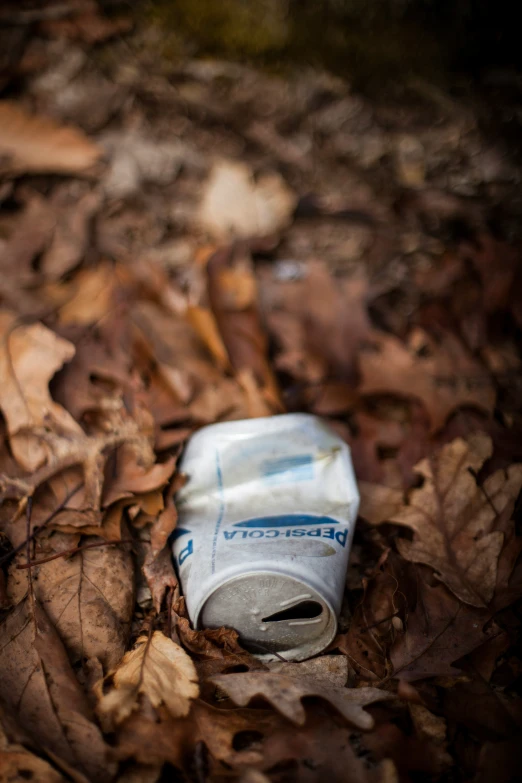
[261,600,323,623]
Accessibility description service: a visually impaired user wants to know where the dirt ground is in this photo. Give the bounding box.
[1,2,522,782]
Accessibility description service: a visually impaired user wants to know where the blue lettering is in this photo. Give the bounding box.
[335,529,348,547]
[292,529,306,537]
[178,539,193,565]
[323,528,335,540]
[265,530,279,538]
[248,530,263,538]
[307,528,322,537]
[224,531,237,540]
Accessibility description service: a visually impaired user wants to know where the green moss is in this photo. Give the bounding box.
[144,0,449,92]
[148,0,289,59]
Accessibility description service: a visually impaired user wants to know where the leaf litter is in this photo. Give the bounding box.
[0,3,522,781]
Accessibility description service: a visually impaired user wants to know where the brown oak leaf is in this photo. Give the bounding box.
[359,328,495,432]
[210,671,391,728]
[389,434,522,607]
[390,576,499,681]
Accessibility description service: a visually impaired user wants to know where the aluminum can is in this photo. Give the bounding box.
[172,413,359,661]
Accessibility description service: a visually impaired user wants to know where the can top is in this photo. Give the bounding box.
[199,570,337,662]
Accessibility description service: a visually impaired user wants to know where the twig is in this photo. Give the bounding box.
[17,538,133,569]
[359,611,399,632]
[0,481,83,567]
[25,497,34,610]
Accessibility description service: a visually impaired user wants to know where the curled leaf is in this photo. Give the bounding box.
[96,631,199,730]
[0,313,80,471]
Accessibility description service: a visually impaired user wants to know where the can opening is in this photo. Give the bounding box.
[261,600,323,623]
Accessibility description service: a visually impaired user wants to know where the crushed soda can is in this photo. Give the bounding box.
[172,413,359,661]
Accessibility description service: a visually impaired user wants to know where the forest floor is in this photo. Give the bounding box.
[1,2,522,782]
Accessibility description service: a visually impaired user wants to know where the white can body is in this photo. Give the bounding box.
[172,413,359,660]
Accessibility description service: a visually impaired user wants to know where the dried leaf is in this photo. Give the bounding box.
[337,552,405,681]
[210,671,391,728]
[96,631,199,730]
[207,246,283,414]
[0,101,102,176]
[267,655,349,689]
[103,454,176,507]
[143,545,178,613]
[41,185,101,279]
[389,435,522,606]
[0,714,66,783]
[57,263,118,325]
[359,329,495,432]
[260,262,371,385]
[0,313,80,471]
[359,482,405,525]
[0,412,155,520]
[0,599,114,781]
[0,191,55,287]
[176,617,263,679]
[8,531,134,675]
[198,160,296,239]
[390,578,498,681]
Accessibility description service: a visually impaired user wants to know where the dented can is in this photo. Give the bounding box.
[172,413,359,661]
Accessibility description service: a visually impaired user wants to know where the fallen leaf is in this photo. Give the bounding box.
[176,617,264,680]
[185,304,231,371]
[207,246,283,414]
[337,551,405,681]
[8,530,134,676]
[390,576,498,681]
[102,453,176,507]
[267,655,349,689]
[0,313,81,471]
[0,190,55,287]
[0,411,155,520]
[0,706,66,783]
[260,262,371,386]
[0,100,102,176]
[0,599,114,781]
[198,160,296,239]
[388,435,522,606]
[57,263,118,325]
[114,700,283,770]
[409,703,447,745]
[359,328,495,432]
[101,130,186,199]
[96,631,199,730]
[143,545,178,613]
[210,671,390,728]
[361,720,452,778]
[348,405,430,489]
[260,705,381,783]
[41,184,101,279]
[359,482,405,525]
[51,322,132,421]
